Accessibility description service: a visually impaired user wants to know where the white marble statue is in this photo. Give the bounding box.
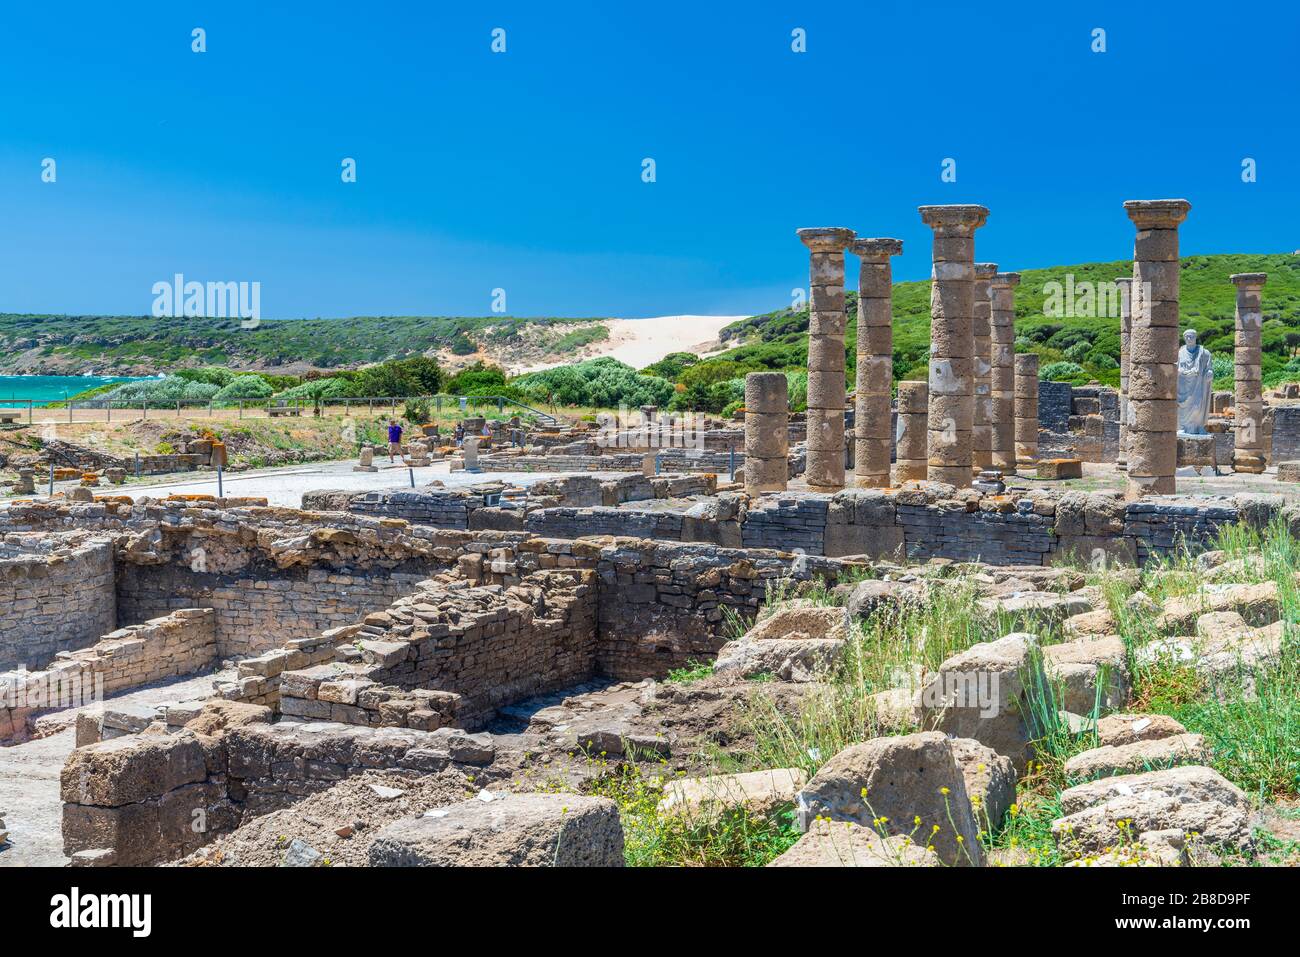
[1177,329,1214,435]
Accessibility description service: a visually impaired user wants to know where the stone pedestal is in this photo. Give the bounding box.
[895,380,928,482]
[354,447,378,473]
[1115,277,1132,472]
[852,238,903,487]
[972,263,998,471]
[16,468,34,495]
[463,437,481,471]
[919,205,988,487]
[1014,353,1039,471]
[1230,272,1267,473]
[744,372,790,494]
[990,272,1019,473]
[797,227,855,492]
[1123,199,1191,498]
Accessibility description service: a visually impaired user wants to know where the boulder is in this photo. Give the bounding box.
[769,820,939,867]
[744,603,850,643]
[950,738,1016,831]
[846,580,925,620]
[1096,713,1187,748]
[712,637,844,682]
[794,732,984,866]
[1063,733,1209,782]
[980,591,1093,629]
[1042,635,1130,715]
[1062,608,1116,638]
[1155,581,1279,633]
[921,633,1043,771]
[658,768,807,818]
[367,793,624,867]
[1194,611,1250,642]
[868,687,922,732]
[1052,766,1254,860]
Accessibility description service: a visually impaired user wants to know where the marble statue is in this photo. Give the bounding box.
[1177,329,1214,435]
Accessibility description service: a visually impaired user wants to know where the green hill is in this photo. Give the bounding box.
[702,253,1300,392]
[0,313,606,375]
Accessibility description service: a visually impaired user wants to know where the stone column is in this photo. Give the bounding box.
[895,380,928,482]
[744,372,790,494]
[989,272,1019,473]
[851,237,903,487]
[918,205,988,487]
[797,227,855,492]
[1115,277,1133,471]
[972,262,998,471]
[1014,353,1039,471]
[1123,199,1191,497]
[1230,272,1267,473]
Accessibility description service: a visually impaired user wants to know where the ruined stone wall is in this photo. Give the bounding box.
[1269,406,1300,463]
[0,609,216,743]
[0,537,117,670]
[115,561,430,659]
[60,711,497,866]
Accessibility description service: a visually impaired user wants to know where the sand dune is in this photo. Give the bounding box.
[510,315,744,374]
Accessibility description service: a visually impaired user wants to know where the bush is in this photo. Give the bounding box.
[1040,361,1087,384]
[403,397,432,425]
[446,362,508,395]
[514,357,674,408]
[213,375,274,402]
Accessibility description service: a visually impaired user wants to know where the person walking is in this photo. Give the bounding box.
[387,419,403,462]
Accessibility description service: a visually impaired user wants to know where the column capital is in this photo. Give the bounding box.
[1123,199,1191,228]
[796,227,855,252]
[974,262,998,280]
[1113,276,1133,285]
[991,272,1020,288]
[1230,272,1267,287]
[919,204,989,233]
[851,237,903,258]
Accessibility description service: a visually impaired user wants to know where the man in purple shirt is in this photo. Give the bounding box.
[387,419,403,462]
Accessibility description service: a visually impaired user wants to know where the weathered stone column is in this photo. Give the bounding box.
[1115,277,1133,471]
[972,262,998,471]
[1123,199,1191,497]
[1230,272,1267,473]
[743,372,790,494]
[895,380,928,482]
[852,237,903,487]
[797,227,855,492]
[919,205,988,487]
[989,272,1019,473]
[1014,353,1039,471]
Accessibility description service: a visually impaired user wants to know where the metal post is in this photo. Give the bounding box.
[239,400,243,419]
[409,468,415,488]
[68,401,73,424]
[729,444,736,481]
[142,399,147,421]
[135,451,140,479]
[48,462,54,497]
[106,402,111,423]
[217,463,223,499]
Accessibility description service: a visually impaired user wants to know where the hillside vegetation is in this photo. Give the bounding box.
[0,313,608,376]
[709,253,1300,391]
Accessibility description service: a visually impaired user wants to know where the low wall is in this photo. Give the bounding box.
[60,709,498,866]
[0,609,216,743]
[0,536,117,670]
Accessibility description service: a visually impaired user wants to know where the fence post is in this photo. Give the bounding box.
[48,462,55,497]
[68,401,73,424]
[239,400,243,419]
[106,402,111,424]
[217,463,224,499]
[135,452,140,478]
[142,399,147,421]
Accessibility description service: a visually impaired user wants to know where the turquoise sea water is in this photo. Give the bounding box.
[0,375,143,406]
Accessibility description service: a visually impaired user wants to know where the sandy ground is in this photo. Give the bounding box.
[0,668,235,867]
[511,315,743,374]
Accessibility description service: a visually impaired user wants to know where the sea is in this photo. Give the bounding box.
[0,375,144,407]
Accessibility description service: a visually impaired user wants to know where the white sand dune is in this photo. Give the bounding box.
[510,315,744,374]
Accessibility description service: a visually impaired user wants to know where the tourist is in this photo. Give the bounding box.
[387,419,403,462]
[453,422,465,447]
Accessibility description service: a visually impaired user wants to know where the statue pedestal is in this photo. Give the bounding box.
[1177,433,1218,474]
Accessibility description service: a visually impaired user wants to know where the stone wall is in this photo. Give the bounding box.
[60,708,498,866]
[0,609,216,743]
[115,561,431,659]
[0,536,116,670]
[1269,406,1300,463]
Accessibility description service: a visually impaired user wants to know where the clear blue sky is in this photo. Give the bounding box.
[1,1,1296,320]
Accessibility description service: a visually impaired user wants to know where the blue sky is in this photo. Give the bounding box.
[1,1,1296,320]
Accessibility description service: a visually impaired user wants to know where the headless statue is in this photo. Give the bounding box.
[1177,329,1213,435]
